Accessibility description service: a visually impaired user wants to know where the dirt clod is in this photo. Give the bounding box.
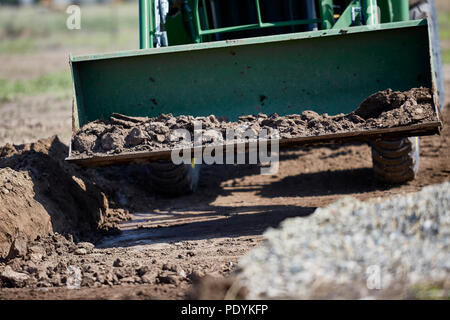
[157,273,179,285]
[0,266,30,288]
[6,235,28,260]
[77,242,94,254]
[113,258,124,267]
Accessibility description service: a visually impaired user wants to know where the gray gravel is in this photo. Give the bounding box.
[237,182,450,299]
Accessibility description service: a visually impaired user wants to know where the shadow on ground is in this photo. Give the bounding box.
[0,137,390,249]
[257,167,386,198]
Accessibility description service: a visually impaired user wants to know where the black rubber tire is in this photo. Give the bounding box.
[370,1,441,184]
[410,0,445,109]
[148,161,201,196]
[371,137,420,184]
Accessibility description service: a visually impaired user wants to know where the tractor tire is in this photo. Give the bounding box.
[149,161,201,196]
[370,1,441,184]
[410,0,445,109]
[371,137,420,184]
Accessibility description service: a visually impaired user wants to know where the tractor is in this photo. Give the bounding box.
[67,0,444,195]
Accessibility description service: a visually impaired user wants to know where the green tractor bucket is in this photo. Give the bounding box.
[68,19,441,165]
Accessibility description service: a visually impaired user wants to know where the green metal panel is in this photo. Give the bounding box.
[377,0,409,23]
[191,0,323,40]
[165,11,194,46]
[391,0,409,22]
[165,0,337,45]
[362,0,379,25]
[165,0,198,45]
[139,0,154,49]
[378,0,393,23]
[139,0,150,49]
[71,20,433,130]
[318,0,335,29]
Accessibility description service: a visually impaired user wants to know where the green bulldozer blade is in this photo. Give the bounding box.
[70,19,439,128]
[68,19,441,165]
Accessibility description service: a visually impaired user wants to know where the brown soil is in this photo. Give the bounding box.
[0,104,448,299]
[0,136,135,258]
[71,87,437,157]
[0,232,247,300]
[0,95,72,147]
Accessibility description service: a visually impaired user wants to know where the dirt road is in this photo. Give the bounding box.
[0,103,448,299]
[0,64,449,299]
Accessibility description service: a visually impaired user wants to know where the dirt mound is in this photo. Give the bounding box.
[0,136,132,259]
[354,87,433,119]
[0,233,198,290]
[70,87,437,157]
[0,168,52,259]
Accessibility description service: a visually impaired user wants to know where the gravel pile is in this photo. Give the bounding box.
[237,182,450,299]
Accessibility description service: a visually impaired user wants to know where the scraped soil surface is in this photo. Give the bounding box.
[0,104,448,299]
[71,88,437,157]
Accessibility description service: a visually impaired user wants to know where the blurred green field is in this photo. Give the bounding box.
[0,3,139,101]
[0,3,139,54]
[439,11,450,64]
[0,71,71,102]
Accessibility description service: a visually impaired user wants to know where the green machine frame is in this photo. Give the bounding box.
[139,0,410,48]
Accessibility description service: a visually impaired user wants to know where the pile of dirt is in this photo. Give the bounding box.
[0,233,206,290]
[0,136,134,259]
[71,87,437,157]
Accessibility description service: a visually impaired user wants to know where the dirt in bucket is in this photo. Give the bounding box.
[70,87,438,157]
